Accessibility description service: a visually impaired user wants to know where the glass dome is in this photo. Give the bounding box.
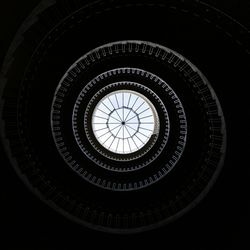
[92,90,159,154]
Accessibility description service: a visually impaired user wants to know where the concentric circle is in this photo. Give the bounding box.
[70,67,183,176]
[91,89,159,155]
[0,0,240,234]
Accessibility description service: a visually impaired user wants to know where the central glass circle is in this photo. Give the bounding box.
[107,107,140,139]
[92,90,158,154]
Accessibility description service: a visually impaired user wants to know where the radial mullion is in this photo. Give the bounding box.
[124,96,139,121]
[108,97,122,121]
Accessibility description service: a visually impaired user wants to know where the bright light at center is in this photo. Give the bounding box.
[92,90,158,154]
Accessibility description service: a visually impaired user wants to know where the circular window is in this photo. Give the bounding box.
[91,89,159,155]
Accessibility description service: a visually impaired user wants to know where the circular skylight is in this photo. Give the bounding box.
[92,90,159,154]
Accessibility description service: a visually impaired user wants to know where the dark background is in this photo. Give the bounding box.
[0,0,249,249]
